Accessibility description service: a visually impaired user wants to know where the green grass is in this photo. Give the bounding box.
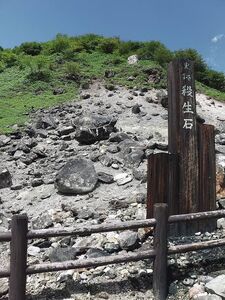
[0,65,78,133]
[196,81,225,102]
[0,44,225,134]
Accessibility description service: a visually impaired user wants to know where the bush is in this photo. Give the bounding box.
[77,34,104,52]
[118,41,142,55]
[19,42,42,56]
[174,49,207,79]
[23,55,51,82]
[50,34,70,53]
[0,61,5,72]
[0,51,18,67]
[202,69,225,91]
[65,62,82,81]
[98,38,120,54]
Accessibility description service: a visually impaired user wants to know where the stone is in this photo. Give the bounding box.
[0,278,8,297]
[114,173,133,185]
[53,87,64,95]
[127,54,139,64]
[109,132,131,142]
[218,198,225,209]
[55,158,98,194]
[97,172,114,184]
[35,115,57,129]
[0,167,12,189]
[0,135,11,147]
[31,212,53,229]
[132,104,141,114]
[74,114,117,144]
[118,230,138,250]
[58,126,75,136]
[85,248,109,258]
[49,247,78,262]
[27,245,41,256]
[217,218,225,229]
[205,275,225,298]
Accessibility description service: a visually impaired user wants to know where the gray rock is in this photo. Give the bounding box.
[49,247,78,262]
[53,87,64,95]
[35,115,57,129]
[206,275,225,298]
[114,173,133,185]
[58,126,75,136]
[0,168,12,189]
[98,172,114,184]
[31,213,53,229]
[74,114,117,144]
[118,230,138,250]
[109,132,131,142]
[55,158,98,194]
[218,199,225,209]
[132,104,141,114]
[85,248,109,258]
[0,135,11,147]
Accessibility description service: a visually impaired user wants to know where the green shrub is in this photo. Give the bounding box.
[65,62,82,81]
[0,51,18,67]
[0,61,5,72]
[118,41,142,55]
[23,55,51,82]
[98,38,120,54]
[50,34,70,53]
[19,42,42,56]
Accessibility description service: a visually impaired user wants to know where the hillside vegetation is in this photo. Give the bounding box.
[0,33,225,133]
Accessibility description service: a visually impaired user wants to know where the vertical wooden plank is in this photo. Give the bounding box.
[153,203,168,300]
[147,153,169,219]
[168,59,199,234]
[198,123,216,232]
[9,214,28,300]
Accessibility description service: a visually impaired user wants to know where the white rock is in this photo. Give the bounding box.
[127,55,139,65]
[205,275,225,298]
[27,245,41,256]
[217,218,225,229]
[114,173,133,185]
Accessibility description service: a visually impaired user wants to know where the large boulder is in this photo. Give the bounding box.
[0,168,12,189]
[73,114,117,144]
[55,158,98,194]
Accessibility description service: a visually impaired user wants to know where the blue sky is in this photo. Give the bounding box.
[1,0,225,72]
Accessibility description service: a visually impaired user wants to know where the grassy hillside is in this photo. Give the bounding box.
[0,34,225,133]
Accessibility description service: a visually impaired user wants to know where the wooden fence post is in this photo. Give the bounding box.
[9,214,28,300]
[147,153,169,219]
[153,203,168,300]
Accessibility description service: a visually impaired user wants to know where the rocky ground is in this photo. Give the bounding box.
[0,81,225,299]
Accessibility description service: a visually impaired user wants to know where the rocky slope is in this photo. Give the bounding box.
[0,82,225,299]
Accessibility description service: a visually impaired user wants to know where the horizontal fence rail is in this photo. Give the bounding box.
[1,209,224,242]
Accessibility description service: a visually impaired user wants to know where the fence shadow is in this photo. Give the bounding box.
[23,274,153,300]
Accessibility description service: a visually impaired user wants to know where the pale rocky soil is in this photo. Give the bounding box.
[0,82,225,299]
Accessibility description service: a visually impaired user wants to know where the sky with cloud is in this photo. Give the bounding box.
[1,0,225,72]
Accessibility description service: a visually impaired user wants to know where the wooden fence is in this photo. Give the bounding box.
[1,204,225,300]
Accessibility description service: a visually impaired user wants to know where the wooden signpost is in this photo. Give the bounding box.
[147,58,216,235]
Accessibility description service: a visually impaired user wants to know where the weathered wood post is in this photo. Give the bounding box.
[147,153,178,225]
[168,59,199,234]
[198,123,216,231]
[153,203,168,300]
[9,214,28,300]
